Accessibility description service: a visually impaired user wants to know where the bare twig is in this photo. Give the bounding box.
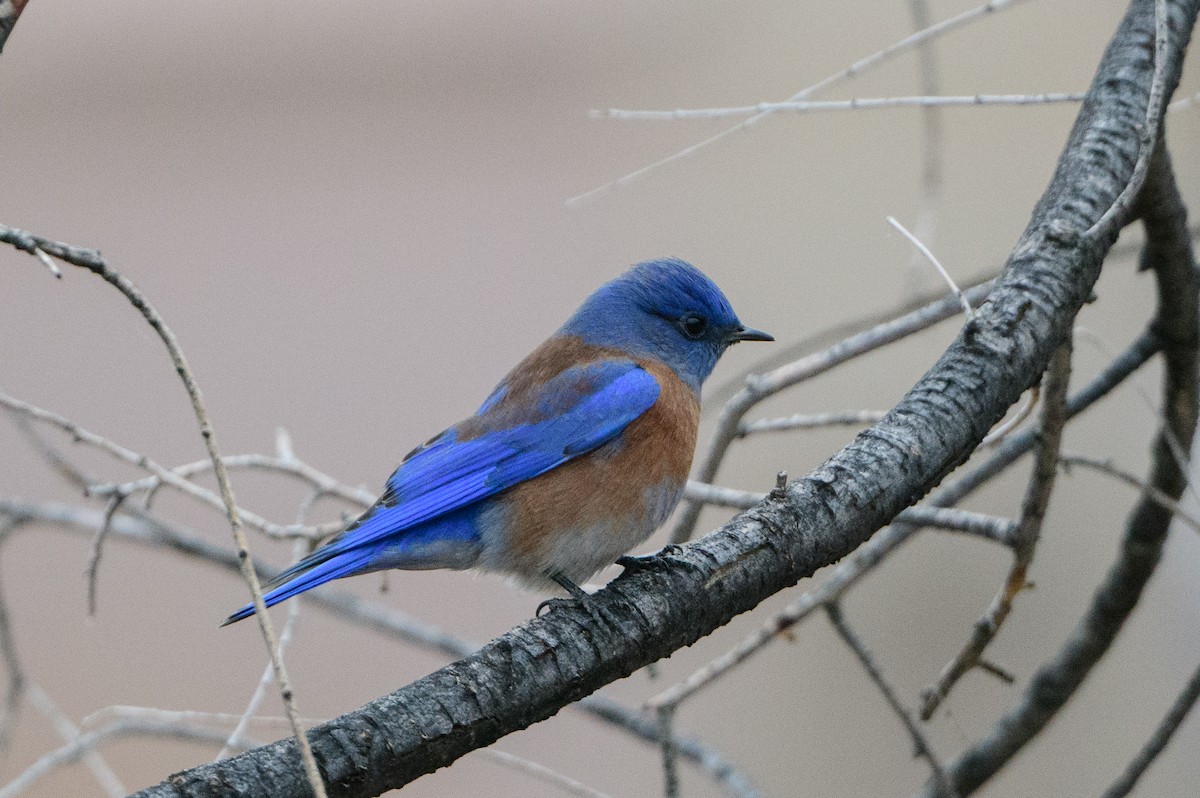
[826,603,955,797]
[905,0,946,299]
[598,92,1086,121]
[1086,0,1171,239]
[1058,453,1200,533]
[887,216,972,316]
[0,715,248,798]
[0,499,761,798]
[1100,659,1200,798]
[22,683,124,798]
[0,391,340,540]
[477,749,614,798]
[684,481,1017,544]
[5,406,91,489]
[0,526,24,769]
[672,279,993,543]
[980,387,1039,446]
[920,339,1072,720]
[657,705,679,798]
[0,234,328,797]
[656,328,1160,712]
[218,583,303,761]
[86,492,126,616]
[704,274,998,411]
[737,410,886,436]
[86,452,375,509]
[567,0,1030,205]
[926,41,1200,791]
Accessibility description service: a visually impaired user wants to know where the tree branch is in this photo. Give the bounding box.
[920,59,1200,798]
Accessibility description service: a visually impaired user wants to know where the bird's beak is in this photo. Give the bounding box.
[727,325,774,343]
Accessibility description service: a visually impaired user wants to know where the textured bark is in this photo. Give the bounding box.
[133,1,1199,796]
[0,0,28,55]
[923,132,1200,798]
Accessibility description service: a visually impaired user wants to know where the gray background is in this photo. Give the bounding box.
[1,2,1198,795]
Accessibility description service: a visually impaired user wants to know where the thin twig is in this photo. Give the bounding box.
[566,0,1030,205]
[0,224,61,277]
[22,684,124,798]
[84,705,314,731]
[703,274,998,411]
[218,582,303,760]
[920,339,1072,720]
[0,716,249,798]
[980,387,1039,446]
[477,749,614,798]
[1100,659,1200,798]
[1085,0,1170,239]
[655,329,1160,711]
[0,499,761,797]
[658,705,679,798]
[0,391,341,540]
[826,603,956,797]
[887,216,972,316]
[599,92,1085,121]
[927,60,1200,794]
[86,492,126,616]
[5,410,92,489]
[0,526,24,770]
[905,0,946,299]
[684,481,1017,544]
[1,234,328,797]
[1075,325,1200,510]
[1058,453,1200,533]
[672,279,994,543]
[736,409,886,436]
[86,452,375,508]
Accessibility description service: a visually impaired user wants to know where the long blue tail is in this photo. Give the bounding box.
[221,545,378,626]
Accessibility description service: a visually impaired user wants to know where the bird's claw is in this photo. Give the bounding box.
[536,596,607,627]
[617,543,702,575]
[537,572,608,626]
[536,597,574,617]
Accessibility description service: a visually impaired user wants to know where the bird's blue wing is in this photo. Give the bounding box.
[338,359,660,550]
[223,359,659,624]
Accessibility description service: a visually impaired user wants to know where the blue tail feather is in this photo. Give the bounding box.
[221,546,378,626]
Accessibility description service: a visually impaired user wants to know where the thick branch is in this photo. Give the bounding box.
[923,99,1200,798]
[0,499,759,798]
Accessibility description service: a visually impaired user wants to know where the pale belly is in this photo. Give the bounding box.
[476,479,684,587]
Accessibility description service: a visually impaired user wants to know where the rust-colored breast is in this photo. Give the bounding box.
[495,337,700,580]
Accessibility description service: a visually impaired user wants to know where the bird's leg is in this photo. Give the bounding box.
[536,572,607,627]
[617,543,702,575]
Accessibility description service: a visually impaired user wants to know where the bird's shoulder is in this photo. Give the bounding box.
[462,335,676,434]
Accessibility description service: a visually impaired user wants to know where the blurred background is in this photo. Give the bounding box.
[1,1,1198,795]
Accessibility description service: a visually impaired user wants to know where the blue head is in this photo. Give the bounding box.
[559,258,773,393]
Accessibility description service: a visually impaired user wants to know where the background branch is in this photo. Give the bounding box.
[924,96,1200,798]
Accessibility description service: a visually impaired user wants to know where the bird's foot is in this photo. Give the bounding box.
[537,572,607,627]
[617,543,701,575]
[536,597,577,617]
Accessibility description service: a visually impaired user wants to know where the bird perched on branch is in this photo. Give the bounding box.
[224,258,771,625]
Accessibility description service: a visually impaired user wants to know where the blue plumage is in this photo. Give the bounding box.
[223,258,770,625]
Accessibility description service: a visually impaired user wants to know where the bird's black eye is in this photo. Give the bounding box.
[679,314,708,339]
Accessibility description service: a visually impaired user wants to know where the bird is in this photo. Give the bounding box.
[223,258,771,626]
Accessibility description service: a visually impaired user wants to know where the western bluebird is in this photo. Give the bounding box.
[224,258,771,625]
